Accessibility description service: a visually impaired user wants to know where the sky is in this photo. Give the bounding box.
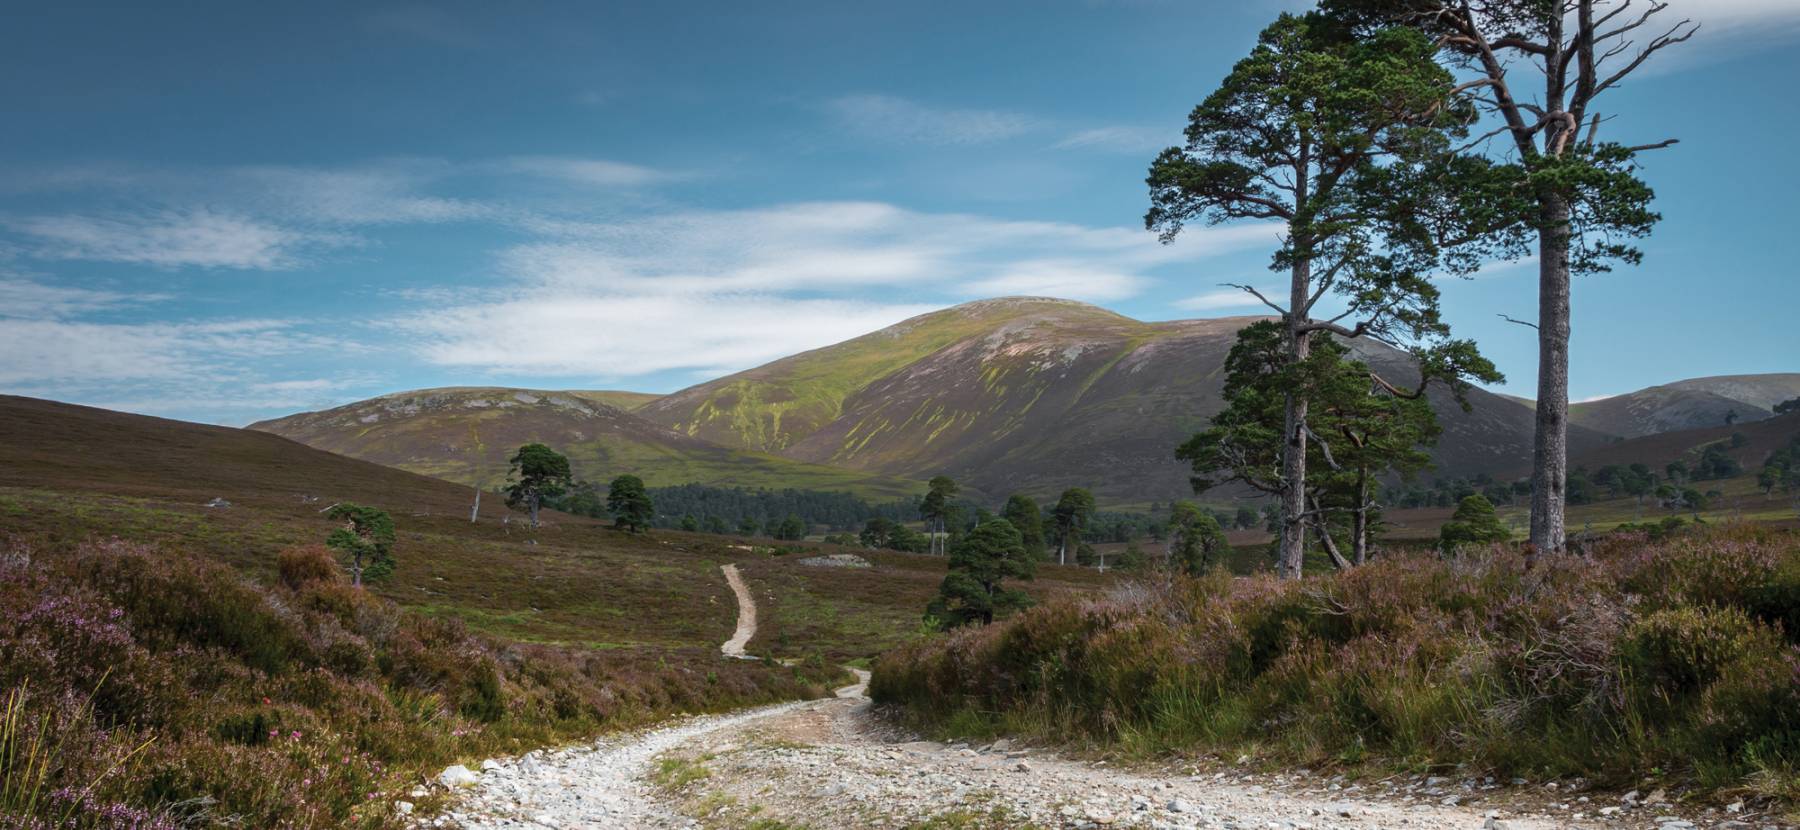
[3,0,1798,426]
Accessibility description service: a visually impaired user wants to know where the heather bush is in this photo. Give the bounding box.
[872,526,1800,801]
[278,545,341,590]
[0,538,832,828]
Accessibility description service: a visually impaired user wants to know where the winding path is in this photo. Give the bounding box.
[719,564,755,658]
[428,567,1615,830]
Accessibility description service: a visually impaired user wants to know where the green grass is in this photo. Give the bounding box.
[738,546,1116,662]
[652,755,715,789]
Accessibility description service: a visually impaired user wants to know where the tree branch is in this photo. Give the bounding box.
[1222,282,1289,316]
[1591,18,1697,100]
[1498,313,1539,329]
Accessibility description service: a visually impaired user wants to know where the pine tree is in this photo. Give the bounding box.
[1149,13,1498,577]
[325,502,396,587]
[606,474,654,534]
[1438,495,1509,552]
[505,443,572,528]
[925,519,1036,628]
[1326,0,1690,555]
[1000,494,1048,559]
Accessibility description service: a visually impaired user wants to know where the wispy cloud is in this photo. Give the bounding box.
[500,156,672,188]
[402,295,938,378]
[0,276,167,319]
[394,201,1279,377]
[964,263,1147,302]
[0,316,347,386]
[827,94,1039,145]
[1174,288,1271,312]
[236,162,490,225]
[5,209,353,270]
[1684,0,1800,33]
[1054,125,1174,154]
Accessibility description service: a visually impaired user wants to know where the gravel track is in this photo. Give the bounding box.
[425,566,1764,830]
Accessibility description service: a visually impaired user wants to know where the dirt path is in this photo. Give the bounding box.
[425,567,1696,830]
[719,564,755,658]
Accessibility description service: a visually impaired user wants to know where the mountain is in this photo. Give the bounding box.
[1569,373,1800,439]
[638,297,1602,502]
[249,386,920,500]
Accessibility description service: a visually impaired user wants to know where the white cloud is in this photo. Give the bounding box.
[828,94,1039,145]
[1681,0,1800,32]
[236,162,489,225]
[505,201,1277,295]
[0,276,165,319]
[964,262,1148,302]
[6,208,351,270]
[1054,125,1175,154]
[394,201,1279,378]
[1174,288,1271,311]
[501,156,671,188]
[402,295,938,377]
[0,317,349,386]
[251,378,351,393]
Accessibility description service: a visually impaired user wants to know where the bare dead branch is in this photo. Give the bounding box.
[1592,19,1697,99]
[1222,282,1289,316]
[1498,313,1539,329]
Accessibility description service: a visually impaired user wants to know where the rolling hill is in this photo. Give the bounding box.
[1568,373,1800,438]
[0,393,492,515]
[638,297,1607,502]
[249,386,921,500]
[1567,409,1800,475]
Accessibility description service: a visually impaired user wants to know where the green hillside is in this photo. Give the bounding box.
[640,297,1604,502]
[249,387,921,501]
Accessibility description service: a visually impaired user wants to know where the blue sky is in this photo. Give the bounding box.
[3,1,1797,425]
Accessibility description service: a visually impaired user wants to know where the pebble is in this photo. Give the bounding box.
[437,764,479,789]
[426,690,1590,830]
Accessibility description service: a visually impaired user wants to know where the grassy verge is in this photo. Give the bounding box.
[872,525,1800,808]
[738,547,1115,662]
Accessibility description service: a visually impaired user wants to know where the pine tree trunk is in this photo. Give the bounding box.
[1353,473,1369,567]
[1529,194,1573,558]
[530,493,541,528]
[1278,259,1312,580]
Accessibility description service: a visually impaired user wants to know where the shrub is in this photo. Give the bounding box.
[278,544,342,590]
[873,527,1800,799]
[1621,606,1779,698]
[0,537,834,828]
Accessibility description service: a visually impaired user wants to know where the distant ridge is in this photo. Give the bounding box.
[1569,373,1800,438]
